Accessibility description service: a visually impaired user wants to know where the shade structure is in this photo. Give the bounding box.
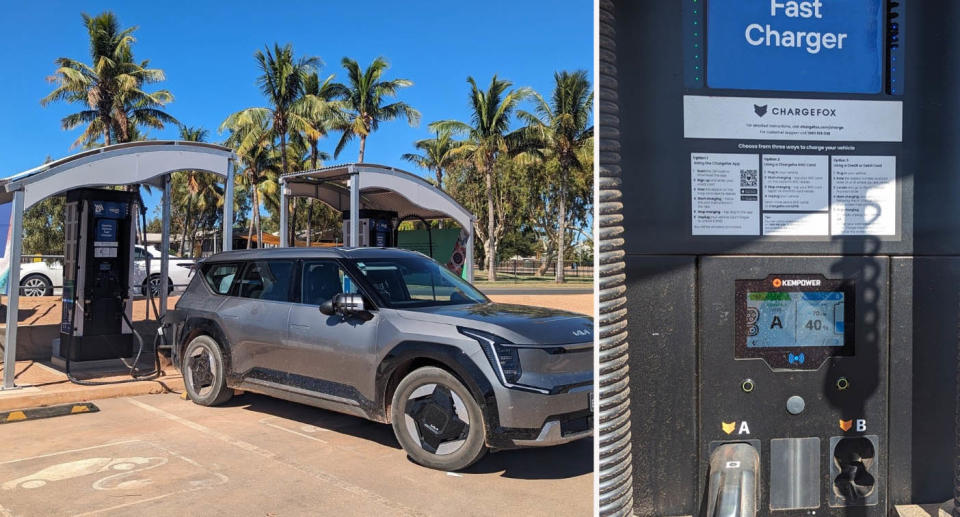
[0,141,237,390]
[278,163,476,280]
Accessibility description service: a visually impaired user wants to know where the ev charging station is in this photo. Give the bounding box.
[56,188,141,363]
[0,142,236,390]
[599,1,958,515]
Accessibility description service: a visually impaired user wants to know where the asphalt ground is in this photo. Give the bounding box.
[0,392,592,517]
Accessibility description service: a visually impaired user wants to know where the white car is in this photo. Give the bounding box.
[18,246,197,297]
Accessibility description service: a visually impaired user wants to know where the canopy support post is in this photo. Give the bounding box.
[466,222,475,282]
[349,167,360,247]
[280,178,288,248]
[160,174,170,318]
[223,158,234,252]
[2,190,24,390]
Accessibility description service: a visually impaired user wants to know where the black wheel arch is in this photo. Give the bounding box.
[375,341,501,437]
[175,317,238,385]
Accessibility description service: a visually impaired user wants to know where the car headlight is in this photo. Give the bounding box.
[458,327,522,384]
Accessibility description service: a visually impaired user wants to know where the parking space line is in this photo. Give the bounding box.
[0,440,141,465]
[127,398,276,459]
[258,417,329,444]
[127,398,425,516]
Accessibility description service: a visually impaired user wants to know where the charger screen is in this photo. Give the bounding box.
[745,291,844,348]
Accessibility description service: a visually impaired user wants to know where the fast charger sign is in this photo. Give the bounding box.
[708,0,884,93]
[684,0,902,239]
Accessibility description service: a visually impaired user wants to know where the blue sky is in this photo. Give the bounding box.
[0,1,593,219]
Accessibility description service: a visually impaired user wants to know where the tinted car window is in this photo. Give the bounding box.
[352,257,487,308]
[237,260,294,302]
[301,261,358,305]
[202,262,240,295]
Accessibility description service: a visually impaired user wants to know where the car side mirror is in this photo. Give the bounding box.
[320,293,366,316]
[319,298,335,315]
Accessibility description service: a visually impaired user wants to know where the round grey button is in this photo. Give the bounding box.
[786,395,805,415]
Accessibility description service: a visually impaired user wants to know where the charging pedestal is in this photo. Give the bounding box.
[607,1,958,515]
[53,188,139,366]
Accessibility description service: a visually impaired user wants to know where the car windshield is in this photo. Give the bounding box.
[349,256,487,308]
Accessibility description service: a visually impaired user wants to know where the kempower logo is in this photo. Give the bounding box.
[772,277,822,288]
[753,103,838,118]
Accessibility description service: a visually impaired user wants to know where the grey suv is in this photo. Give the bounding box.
[169,247,593,470]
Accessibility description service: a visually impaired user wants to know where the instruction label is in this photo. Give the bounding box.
[763,212,829,236]
[690,153,896,237]
[831,155,896,235]
[691,153,760,235]
[762,155,828,211]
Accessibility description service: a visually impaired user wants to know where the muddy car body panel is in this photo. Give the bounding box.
[170,247,593,449]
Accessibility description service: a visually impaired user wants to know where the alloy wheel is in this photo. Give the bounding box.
[21,278,47,297]
[403,383,471,455]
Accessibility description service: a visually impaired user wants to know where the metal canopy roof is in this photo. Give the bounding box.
[1,141,235,209]
[280,163,475,230]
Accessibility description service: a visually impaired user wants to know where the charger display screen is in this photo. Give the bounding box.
[745,291,844,348]
[735,275,854,369]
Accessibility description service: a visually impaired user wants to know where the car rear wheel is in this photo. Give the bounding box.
[142,275,174,297]
[182,335,232,406]
[20,274,52,297]
[390,366,487,471]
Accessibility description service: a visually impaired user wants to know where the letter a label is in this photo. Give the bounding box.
[738,421,751,435]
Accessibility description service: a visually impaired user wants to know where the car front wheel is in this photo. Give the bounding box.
[182,335,233,406]
[390,366,487,471]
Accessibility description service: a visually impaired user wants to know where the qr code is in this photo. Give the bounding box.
[740,169,758,188]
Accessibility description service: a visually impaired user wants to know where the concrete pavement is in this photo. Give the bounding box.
[0,392,592,517]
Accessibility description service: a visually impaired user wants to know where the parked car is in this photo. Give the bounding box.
[168,247,593,471]
[18,246,196,297]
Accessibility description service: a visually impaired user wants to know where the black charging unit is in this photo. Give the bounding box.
[606,0,959,515]
[56,188,138,363]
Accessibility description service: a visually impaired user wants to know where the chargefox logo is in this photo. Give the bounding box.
[754,104,768,117]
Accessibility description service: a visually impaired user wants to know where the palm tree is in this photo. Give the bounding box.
[433,76,531,281]
[517,71,593,283]
[297,72,340,246]
[331,57,420,162]
[221,44,321,176]
[41,11,176,147]
[223,117,278,248]
[401,128,461,189]
[300,72,341,169]
[172,126,225,255]
[221,43,325,245]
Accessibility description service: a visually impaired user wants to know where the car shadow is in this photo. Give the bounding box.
[226,393,591,480]
[458,437,592,480]
[223,393,402,450]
